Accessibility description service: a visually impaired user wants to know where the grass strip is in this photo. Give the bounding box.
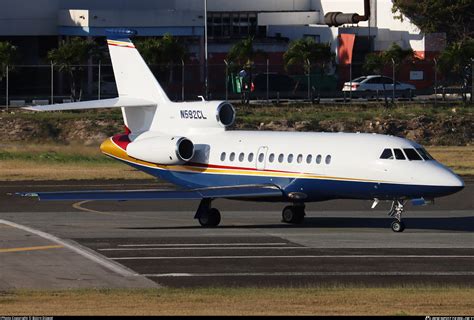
[0,286,473,315]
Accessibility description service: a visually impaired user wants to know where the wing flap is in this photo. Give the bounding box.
[18,184,283,201]
[23,97,156,112]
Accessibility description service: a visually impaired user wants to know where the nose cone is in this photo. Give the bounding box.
[447,172,464,190]
[437,168,464,196]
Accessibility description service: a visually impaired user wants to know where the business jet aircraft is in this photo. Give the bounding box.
[23,30,464,232]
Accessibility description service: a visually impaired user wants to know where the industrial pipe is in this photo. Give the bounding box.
[324,0,370,27]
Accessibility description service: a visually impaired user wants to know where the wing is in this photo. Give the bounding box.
[18,184,283,201]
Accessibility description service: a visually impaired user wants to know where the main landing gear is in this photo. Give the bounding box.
[195,198,221,227]
[281,204,306,224]
[388,200,407,232]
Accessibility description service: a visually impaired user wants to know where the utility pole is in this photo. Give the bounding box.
[471,58,473,103]
[5,65,9,111]
[391,58,395,104]
[434,58,437,106]
[51,61,54,104]
[204,0,208,100]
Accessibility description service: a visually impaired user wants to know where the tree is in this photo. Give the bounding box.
[392,0,474,44]
[227,36,265,70]
[362,52,385,75]
[48,37,103,101]
[284,38,334,97]
[438,39,474,93]
[363,43,416,75]
[134,34,188,83]
[227,37,266,103]
[363,43,417,104]
[0,41,17,81]
[284,38,334,75]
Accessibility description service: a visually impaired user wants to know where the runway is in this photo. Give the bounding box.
[0,179,473,288]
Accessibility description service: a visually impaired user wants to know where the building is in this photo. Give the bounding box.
[0,0,444,98]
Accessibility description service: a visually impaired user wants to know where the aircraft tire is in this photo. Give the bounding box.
[198,208,221,227]
[391,220,405,232]
[281,206,305,224]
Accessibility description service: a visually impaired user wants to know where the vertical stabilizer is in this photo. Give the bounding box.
[107,30,170,104]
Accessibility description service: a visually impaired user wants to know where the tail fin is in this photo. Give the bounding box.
[107,30,170,104]
[24,30,167,135]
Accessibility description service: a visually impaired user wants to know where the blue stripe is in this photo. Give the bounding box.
[123,160,463,202]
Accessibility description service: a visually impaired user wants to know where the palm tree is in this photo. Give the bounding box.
[0,41,17,82]
[227,36,266,103]
[284,38,333,74]
[135,34,188,84]
[284,38,334,96]
[438,39,474,89]
[363,43,416,75]
[362,43,417,103]
[48,37,103,101]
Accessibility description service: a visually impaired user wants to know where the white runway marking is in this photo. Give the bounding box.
[118,243,289,247]
[143,271,474,277]
[100,246,303,251]
[112,255,474,260]
[0,219,138,277]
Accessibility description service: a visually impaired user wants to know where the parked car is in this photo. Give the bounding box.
[342,75,416,98]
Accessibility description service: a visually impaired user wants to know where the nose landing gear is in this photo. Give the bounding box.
[388,200,406,232]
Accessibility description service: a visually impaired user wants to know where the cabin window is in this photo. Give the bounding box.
[248,153,254,162]
[380,148,394,160]
[269,153,275,163]
[220,152,226,161]
[258,153,265,163]
[404,148,422,161]
[297,154,303,164]
[288,154,294,163]
[306,155,312,164]
[416,148,434,160]
[229,152,235,161]
[393,149,406,160]
[278,154,284,163]
[239,152,245,162]
[325,155,331,164]
[316,155,322,164]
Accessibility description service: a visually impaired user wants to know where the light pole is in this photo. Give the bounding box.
[204,0,208,100]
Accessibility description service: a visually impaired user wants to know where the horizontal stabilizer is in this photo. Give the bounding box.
[18,184,283,201]
[23,97,156,112]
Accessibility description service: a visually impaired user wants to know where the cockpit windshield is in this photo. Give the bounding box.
[403,148,422,161]
[416,148,434,160]
[379,147,434,161]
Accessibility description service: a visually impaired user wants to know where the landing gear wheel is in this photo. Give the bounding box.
[391,220,405,232]
[198,208,221,227]
[281,206,305,224]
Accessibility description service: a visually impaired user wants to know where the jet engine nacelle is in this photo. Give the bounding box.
[157,101,236,133]
[126,135,194,165]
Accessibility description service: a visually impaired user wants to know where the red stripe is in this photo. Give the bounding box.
[112,134,131,150]
[108,43,135,48]
[187,162,297,174]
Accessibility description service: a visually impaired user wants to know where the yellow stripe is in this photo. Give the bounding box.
[101,137,389,184]
[107,40,134,47]
[0,245,64,253]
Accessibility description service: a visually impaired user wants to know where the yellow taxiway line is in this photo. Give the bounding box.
[0,245,64,253]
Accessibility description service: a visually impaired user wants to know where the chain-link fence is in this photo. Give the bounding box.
[1,59,472,109]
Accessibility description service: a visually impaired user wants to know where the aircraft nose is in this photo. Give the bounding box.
[439,168,464,194]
